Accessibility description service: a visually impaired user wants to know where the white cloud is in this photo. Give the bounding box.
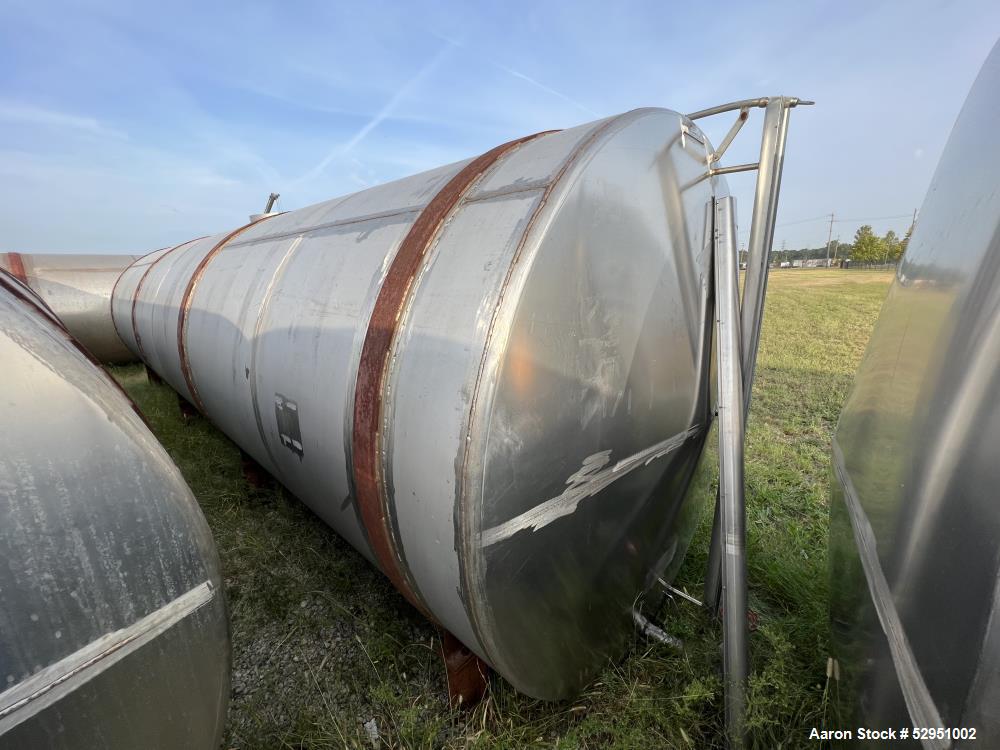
[0,100,127,139]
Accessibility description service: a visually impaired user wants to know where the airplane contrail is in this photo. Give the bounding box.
[493,64,600,117]
[291,41,455,187]
[425,28,598,118]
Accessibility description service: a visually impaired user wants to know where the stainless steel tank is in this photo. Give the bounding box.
[0,252,139,363]
[0,270,230,748]
[830,41,1000,746]
[112,109,726,699]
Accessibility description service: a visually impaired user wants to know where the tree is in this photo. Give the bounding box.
[883,229,902,263]
[850,225,886,263]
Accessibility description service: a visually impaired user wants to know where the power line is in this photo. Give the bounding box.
[831,213,913,223]
[775,214,829,228]
[740,211,914,240]
[769,212,913,228]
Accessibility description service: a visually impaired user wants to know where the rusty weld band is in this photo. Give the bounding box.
[176,215,283,414]
[129,237,205,362]
[0,270,150,427]
[111,246,166,360]
[5,253,28,285]
[109,249,168,356]
[351,132,553,619]
[109,253,146,355]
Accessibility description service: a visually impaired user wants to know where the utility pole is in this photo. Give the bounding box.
[824,213,835,267]
[887,208,919,267]
[883,208,918,267]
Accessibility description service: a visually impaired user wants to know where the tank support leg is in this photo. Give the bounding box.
[689,96,805,615]
[685,94,811,749]
[240,449,270,488]
[713,196,748,748]
[639,94,810,748]
[177,394,199,422]
[439,630,489,709]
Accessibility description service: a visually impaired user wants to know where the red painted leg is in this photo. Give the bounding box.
[440,630,489,709]
[177,394,199,422]
[240,449,270,488]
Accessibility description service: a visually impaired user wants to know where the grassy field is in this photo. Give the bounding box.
[110,268,894,750]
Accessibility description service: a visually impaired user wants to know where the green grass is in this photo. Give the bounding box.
[109,268,894,750]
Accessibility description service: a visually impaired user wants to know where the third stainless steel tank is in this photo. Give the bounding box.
[830,39,1000,745]
[0,252,139,363]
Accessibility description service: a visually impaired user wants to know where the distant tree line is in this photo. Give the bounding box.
[765,225,912,265]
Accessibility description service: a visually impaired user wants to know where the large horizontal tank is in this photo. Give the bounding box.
[0,252,139,363]
[112,109,724,699]
[0,269,230,747]
[830,40,1000,744]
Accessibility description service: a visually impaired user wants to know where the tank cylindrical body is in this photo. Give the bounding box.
[0,252,139,363]
[0,272,229,747]
[830,41,1000,741]
[112,109,724,699]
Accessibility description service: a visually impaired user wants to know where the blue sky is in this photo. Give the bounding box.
[1,0,997,253]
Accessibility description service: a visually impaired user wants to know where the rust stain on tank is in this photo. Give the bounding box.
[176,216,283,414]
[4,253,28,285]
[351,131,554,618]
[127,238,205,361]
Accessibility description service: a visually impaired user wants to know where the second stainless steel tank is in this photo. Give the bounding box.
[0,270,230,748]
[112,109,725,699]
